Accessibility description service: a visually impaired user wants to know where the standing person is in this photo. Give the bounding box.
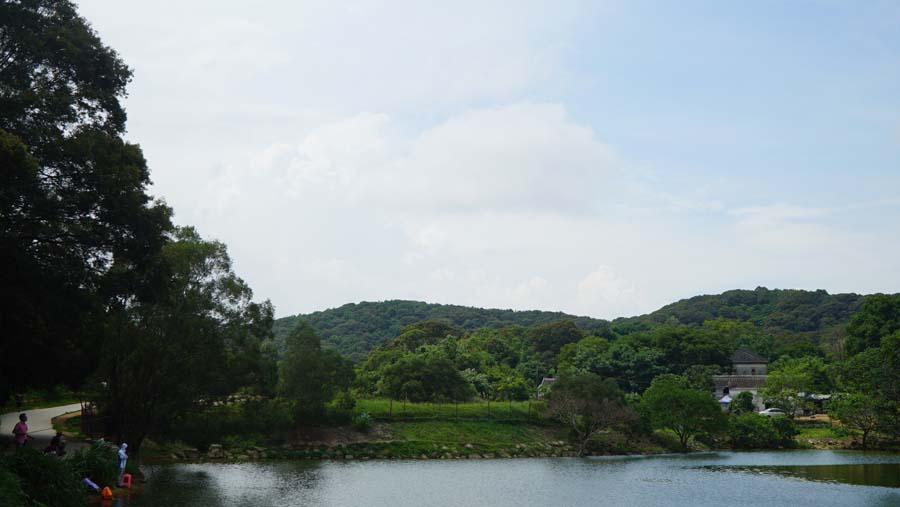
[117,443,128,486]
[12,413,29,448]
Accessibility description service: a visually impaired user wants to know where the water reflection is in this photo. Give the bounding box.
[130,452,900,507]
[707,463,900,488]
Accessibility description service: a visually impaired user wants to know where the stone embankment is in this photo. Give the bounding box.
[160,440,578,462]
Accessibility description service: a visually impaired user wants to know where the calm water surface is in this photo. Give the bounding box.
[121,451,900,507]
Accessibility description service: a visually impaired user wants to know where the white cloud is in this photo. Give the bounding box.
[70,0,900,319]
[575,266,645,317]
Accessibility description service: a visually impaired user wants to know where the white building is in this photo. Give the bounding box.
[713,348,768,411]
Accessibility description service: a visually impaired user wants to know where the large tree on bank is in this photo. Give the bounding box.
[1,0,172,399]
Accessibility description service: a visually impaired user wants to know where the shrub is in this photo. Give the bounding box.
[771,416,799,447]
[335,391,357,411]
[70,441,119,487]
[728,414,798,449]
[353,412,373,432]
[4,448,83,507]
[0,466,25,507]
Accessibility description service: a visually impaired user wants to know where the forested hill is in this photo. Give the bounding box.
[615,287,866,334]
[273,288,873,362]
[273,301,609,361]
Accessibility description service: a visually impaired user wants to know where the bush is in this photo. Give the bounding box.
[729,414,779,449]
[163,399,294,449]
[3,448,83,507]
[0,466,25,507]
[728,414,798,449]
[353,412,373,432]
[771,416,799,446]
[335,391,357,411]
[70,441,119,487]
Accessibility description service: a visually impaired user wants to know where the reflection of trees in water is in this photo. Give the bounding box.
[710,464,900,489]
[136,466,227,507]
[137,463,327,507]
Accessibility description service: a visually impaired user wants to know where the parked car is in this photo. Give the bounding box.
[758,408,786,417]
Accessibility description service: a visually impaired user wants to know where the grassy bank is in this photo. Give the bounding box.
[355,398,542,421]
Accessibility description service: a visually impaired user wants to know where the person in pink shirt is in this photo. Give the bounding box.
[12,413,30,447]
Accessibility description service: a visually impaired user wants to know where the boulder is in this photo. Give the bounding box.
[207,445,225,459]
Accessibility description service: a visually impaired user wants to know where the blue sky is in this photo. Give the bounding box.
[76,0,900,318]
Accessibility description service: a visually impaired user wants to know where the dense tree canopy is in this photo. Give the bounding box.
[641,374,727,450]
[279,322,355,422]
[0,0,172,402]
[95,228,273,454]
[547,373,634,456]
[845,294,900,356]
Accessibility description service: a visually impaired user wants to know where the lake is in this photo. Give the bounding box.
[122,451,900,507]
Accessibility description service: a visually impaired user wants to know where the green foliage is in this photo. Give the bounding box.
[557,335,609,374]
[641,374,727,450]
[845,294,900,355]
[352,412,373,432]
[70,441,119,487]
[529,321,584,358]
[379,354,473,402]
[769,355,834,393]
[273,301,610,362]
[0,0,175,397]
[684,364,723,392]
[354,398,541,421]
[828,394,882,448]
[162,399,294,450]
[391,420,551,444]
[547,373,634,455]
[279,322,355,423]
[728,413,797,449]
[0,466,25,507]
[649,324,732,374]
[594,340,666,393]
[3,448,83,507]
[334,391,357,411]
[388,321,464,352]
[95,227,273,454]
[730,391,755,415]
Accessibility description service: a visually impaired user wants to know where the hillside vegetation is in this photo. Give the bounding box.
[273,288,869,361]
[273,300,610,361]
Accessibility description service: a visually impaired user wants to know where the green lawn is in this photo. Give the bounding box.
[392,420,554,444]
[355,398,544,421]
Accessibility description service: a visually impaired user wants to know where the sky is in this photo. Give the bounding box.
[75,0,900,319]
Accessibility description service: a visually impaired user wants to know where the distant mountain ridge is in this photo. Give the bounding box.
[273,288,875,362]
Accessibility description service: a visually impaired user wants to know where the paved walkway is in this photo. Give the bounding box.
[2,403,84,451]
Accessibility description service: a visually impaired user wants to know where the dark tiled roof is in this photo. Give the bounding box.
[732,347,767,364]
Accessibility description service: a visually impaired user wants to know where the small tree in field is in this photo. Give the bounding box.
[828,393,881,449]
[641,374,727,451]
[547,373,635,456]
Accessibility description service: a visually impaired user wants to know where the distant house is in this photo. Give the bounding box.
[713,348,768,411]
[536,377,556,400]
